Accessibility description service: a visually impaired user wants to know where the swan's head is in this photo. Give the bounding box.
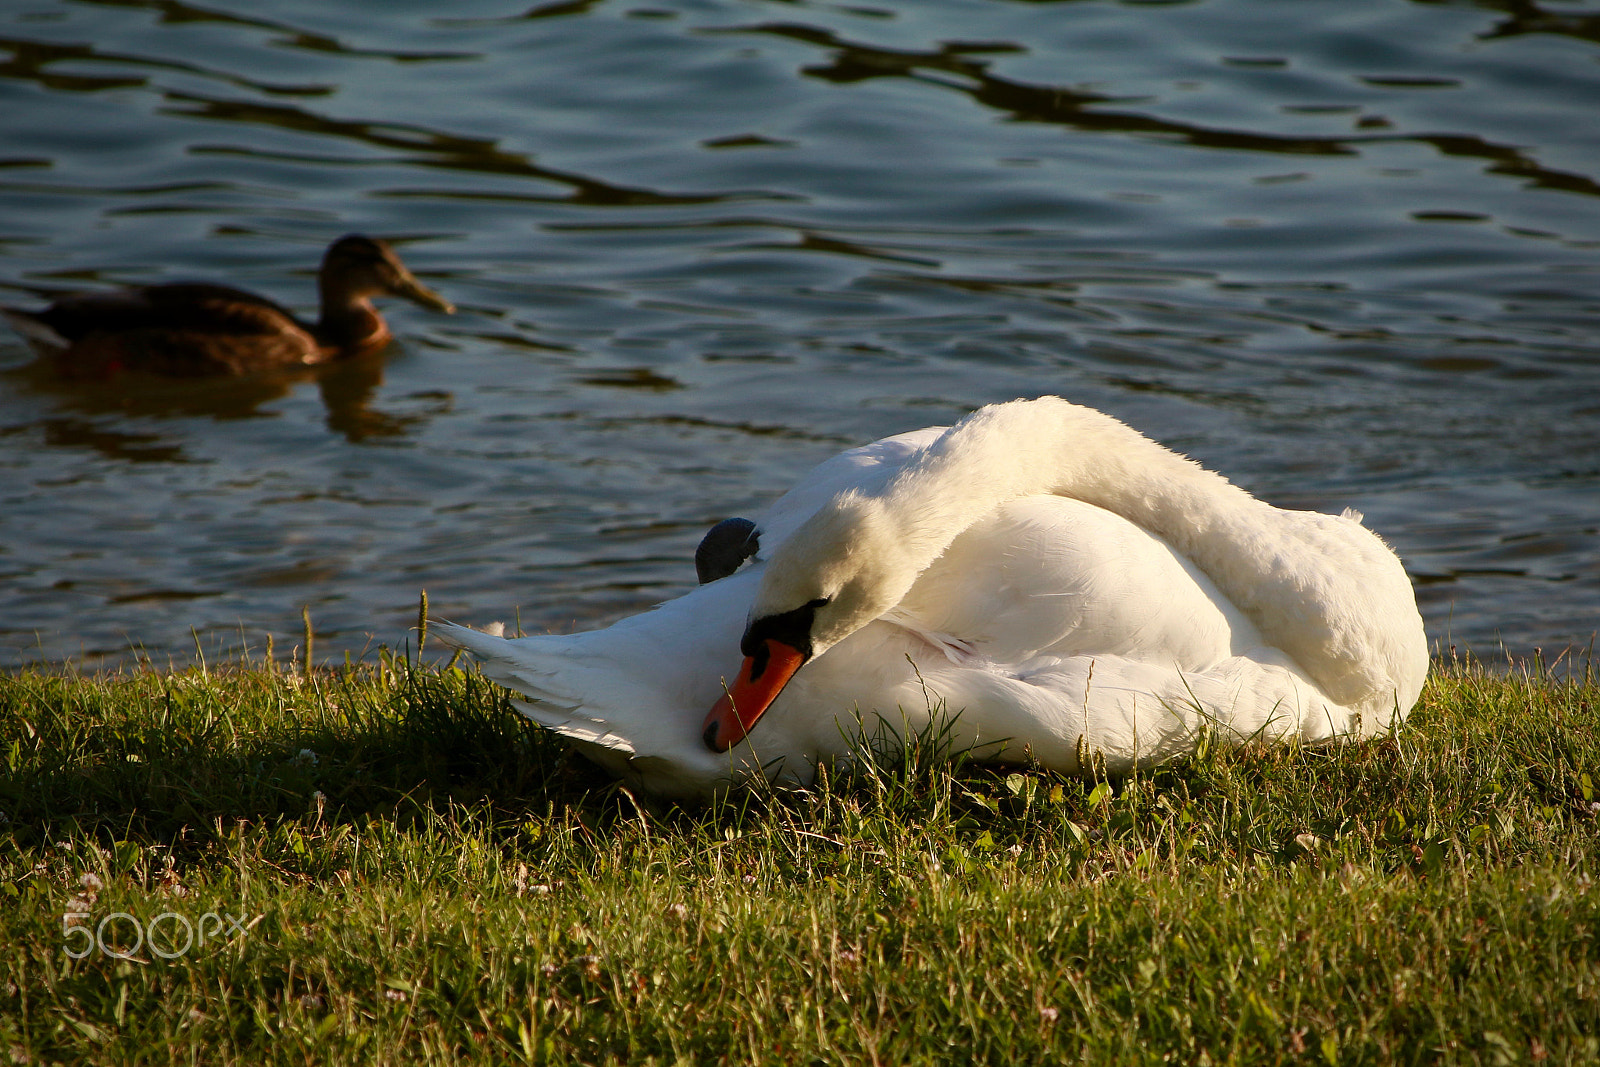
[702,493,914,751]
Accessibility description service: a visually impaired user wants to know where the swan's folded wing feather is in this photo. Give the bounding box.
[508,698,637,756]
[884,649,1358,775]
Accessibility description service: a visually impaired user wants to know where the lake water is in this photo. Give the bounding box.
[1,0,1596,671]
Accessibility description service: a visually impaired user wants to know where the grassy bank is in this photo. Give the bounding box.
[1,653,1597,1065]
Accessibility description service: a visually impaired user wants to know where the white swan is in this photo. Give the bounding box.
[432,396,1428,799]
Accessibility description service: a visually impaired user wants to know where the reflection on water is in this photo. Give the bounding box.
[0,0,1597,669]
[5,347,431,449]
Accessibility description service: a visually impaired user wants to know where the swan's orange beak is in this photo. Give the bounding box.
[702,638,806,752]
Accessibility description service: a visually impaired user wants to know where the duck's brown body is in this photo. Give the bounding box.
[2,235,453,378]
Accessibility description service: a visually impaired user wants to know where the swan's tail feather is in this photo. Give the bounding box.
[430,620,639,755]
[430,619,508,659]
[431,619,566,683]
[433,621,581,703]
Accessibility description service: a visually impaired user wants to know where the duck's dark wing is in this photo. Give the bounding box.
[34,284,303,340]
[30,284,322,376]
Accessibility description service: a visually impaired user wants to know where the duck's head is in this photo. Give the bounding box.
[319,234,456,315]
[701,493,915,751]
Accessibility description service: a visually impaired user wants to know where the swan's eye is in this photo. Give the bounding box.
[740,598,829,661]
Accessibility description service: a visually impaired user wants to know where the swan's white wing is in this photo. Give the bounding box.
[773,493,1397,773]
[892,650,1347,774]
[889,496,1255,667]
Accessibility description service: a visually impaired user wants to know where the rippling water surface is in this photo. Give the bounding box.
[1,0,1597,669]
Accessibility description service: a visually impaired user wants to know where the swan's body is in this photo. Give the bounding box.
[434,397,1427,799]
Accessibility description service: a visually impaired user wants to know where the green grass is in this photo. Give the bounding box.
[2,650,1597,1065]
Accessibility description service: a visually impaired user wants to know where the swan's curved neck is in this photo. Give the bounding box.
[879,398,1260,586]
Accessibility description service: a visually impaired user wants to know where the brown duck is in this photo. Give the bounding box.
[1,234,455,377]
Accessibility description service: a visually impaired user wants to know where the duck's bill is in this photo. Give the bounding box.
[701,638,806,752]
[396,275,456,315]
